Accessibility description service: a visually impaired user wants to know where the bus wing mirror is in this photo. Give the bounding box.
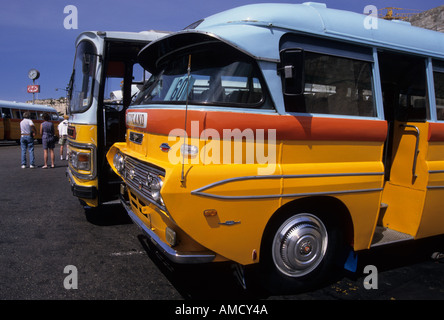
[279,48,304,95]
[83,54,91,74]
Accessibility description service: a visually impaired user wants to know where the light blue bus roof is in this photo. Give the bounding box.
[75,30,170,46]
[140,2,444,67]
[0,100,56,112]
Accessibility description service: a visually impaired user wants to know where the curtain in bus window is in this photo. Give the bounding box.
[303,52,375,117]
[434,72,444,120]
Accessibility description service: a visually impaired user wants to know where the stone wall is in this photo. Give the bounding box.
[27,98,68,115]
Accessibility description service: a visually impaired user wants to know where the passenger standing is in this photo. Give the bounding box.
[20,112,36,169]
[40,113,55,168]
[58,115,69,160]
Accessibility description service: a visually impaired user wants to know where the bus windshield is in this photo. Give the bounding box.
[133,43,273,110]
[69,41,97,113]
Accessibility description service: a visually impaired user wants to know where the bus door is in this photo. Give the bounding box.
[96,39,148,204]
[377,52,432,241]
[417,60,444,238]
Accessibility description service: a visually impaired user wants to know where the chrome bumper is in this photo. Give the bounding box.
[120,194,215,264]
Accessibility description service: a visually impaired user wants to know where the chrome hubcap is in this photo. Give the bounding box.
[272,213,328,277]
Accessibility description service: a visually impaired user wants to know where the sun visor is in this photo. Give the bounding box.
[137,30,253,73]
[138,31,219,73]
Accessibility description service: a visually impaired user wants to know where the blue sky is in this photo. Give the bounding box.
[0,0,440,102]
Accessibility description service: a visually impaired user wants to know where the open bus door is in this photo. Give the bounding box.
[67,31,168,208]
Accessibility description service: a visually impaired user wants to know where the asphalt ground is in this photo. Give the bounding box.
[1,140,444,309]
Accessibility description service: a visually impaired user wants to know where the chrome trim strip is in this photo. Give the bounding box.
[427,185,444,190]
[192,188,383,200]
[191,172,384,200]
[120,194,215,264]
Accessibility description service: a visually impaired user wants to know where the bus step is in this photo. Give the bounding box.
[371,226,413,247]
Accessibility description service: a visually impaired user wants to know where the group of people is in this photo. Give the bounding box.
[20,112,69,169]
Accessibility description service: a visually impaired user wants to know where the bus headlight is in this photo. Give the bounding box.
[69,150,91,171]
[146,172,163,202]
[113,152,125,174]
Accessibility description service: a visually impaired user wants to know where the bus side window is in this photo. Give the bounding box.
[2,108,11,118]
[303,52,375,117]
[433,60,444,121]
[12,109,21,119]
[379,52,429,122]
[28,111,37,120]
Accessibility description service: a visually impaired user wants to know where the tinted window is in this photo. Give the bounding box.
[300,52,375,117]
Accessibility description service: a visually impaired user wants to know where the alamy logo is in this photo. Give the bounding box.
[63,5,78,30]
[63,265,78,289]
[167,121,277,176]
[363,5,378,30]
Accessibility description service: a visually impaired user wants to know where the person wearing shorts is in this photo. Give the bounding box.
[58,115,69,160]
[40,113,55,168]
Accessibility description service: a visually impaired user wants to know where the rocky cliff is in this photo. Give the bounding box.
[407,5,444,32]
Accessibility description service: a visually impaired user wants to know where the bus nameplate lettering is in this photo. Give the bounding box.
[126,112,147,129]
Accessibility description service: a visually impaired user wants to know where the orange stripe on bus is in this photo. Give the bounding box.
[428,122,444,142]
[127,109,388,142]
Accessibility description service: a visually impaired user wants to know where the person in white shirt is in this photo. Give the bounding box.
[20,112,37,168]
[58,115,69,160]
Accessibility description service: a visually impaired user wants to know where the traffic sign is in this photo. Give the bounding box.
[27,85,40,93]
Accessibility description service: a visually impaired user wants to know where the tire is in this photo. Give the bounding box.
[260,210,343,294]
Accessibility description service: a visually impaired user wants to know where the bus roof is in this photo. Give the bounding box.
[140,2,444,68]
[0,100,57,112]
[75,30,170,46]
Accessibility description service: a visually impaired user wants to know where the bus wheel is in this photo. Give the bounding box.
[260,212,342,294]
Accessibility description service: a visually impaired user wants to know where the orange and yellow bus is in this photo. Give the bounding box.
[0,100,60,143]
[107,3,444,292]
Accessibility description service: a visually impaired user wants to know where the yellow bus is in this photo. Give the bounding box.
[66,30,168,207]
[107,3,444,293]
[0,100,60,143]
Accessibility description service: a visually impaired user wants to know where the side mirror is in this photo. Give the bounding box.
[279,48,304,95]
[82,54,91,74]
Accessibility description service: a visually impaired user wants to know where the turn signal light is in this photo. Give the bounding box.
[203,209,218,217]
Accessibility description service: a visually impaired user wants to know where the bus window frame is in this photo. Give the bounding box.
[133,41,275,112]
[279,33,377,119]
[433,59,444,122]
[28,111,38,120]
[12,109,21,119]
[1,107,11,119]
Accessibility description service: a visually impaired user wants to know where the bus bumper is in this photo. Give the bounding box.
[119,192,215,264]
[66,168,97,199]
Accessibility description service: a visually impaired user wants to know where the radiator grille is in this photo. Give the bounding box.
[123,156,165,209]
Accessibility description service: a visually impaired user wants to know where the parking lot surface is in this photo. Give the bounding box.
[1,142,444,304]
